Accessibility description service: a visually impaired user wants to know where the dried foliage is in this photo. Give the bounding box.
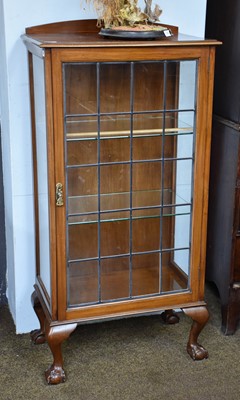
[86,0,162,28]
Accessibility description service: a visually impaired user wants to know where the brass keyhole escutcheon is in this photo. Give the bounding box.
[56,183,64,206]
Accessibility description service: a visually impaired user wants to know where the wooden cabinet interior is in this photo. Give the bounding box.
[22,20,220,384]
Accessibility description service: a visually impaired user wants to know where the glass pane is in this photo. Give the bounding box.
[100,194,129,214]
[132,217,160,252]
[100,137,130,163]
[100,63,131,113]
[132,191,161,209]
[67,139,97,166]
[67,166,97,197]
[132,254,160,296]
[174,214,191,275]
[33,54,51,298]
[100,164,130,195]
[178,60,197,110]
[68,196,98,218]
[175,159,193,204]
[161,250,189,292]
[100,114,131,137]
[132,162,162,191]
[165,61,180,110]
[133,136,163,161]
[101,216,130,257]
[133,62,164,111]
[64,63,97,115]
[68,223,98,260]
[101,257,129,300]
[132,113,164,135]
[66,116,98,137]
[165,60,197,111]
[68,260,99,305]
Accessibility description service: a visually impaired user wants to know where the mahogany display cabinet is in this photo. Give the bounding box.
[22,20,220,384]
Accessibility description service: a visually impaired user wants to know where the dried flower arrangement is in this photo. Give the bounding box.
[86,0,162,29]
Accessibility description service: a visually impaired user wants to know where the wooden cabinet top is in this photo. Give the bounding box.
[22,19,221,49]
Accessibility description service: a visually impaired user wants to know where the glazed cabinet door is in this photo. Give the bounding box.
[51,48,212,321]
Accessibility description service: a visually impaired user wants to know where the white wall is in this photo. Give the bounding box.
[0,0,207,333]
[157,0,207,37]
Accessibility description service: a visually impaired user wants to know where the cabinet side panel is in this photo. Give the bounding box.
[32,53,51,302]
[29,49,57,318]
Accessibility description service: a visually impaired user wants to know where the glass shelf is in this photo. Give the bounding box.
[65,114,194,140]
[68,254,189,307]
[67,189,191,225]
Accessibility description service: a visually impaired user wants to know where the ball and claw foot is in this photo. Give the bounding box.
[45,364,66,385]
[183,306,209,361]
[187,343,209,361]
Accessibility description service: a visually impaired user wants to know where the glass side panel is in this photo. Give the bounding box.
[32,54,51,298]
[63,59,197,307]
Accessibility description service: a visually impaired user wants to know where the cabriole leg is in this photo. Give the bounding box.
[30,290,46,344]
[182,306,209,360]
[45,322,77,385]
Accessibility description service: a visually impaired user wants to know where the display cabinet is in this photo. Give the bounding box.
[22,20,220,384]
